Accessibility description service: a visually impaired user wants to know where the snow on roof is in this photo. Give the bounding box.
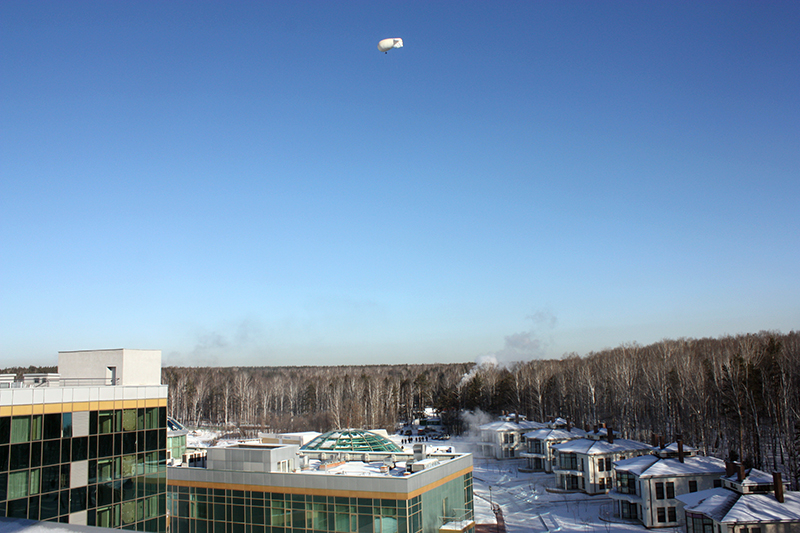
[523,428,586,441]
[724,468,775,486]
[679,488,800,524]
[517,420,548,430]
[637,456,726,478]
[723,491,800,523]
[478,421,521,432]
[679,488,739,522]
[614,455,659,475]
[658,441,698,454]
[552,438,651,455]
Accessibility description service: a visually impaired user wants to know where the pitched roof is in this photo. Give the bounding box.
[678,488,739,522]
[614,455,659,475]
[523,427,586,440]
[478,421,521,432]
[723,491,800,523]
[552,437,651,455]
[680,489,800,524]
[638,456,725,478]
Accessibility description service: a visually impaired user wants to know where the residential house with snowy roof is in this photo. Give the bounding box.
[476,420,546,460]
[521,427,586,472]
[677,465,799,533]
[551,429,652,494]
[610,445,725,528]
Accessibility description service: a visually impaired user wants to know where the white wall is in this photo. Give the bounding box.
[58,349,161,385]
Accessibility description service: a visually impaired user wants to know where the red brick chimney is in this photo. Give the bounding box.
[773,472,784,503]
[651,433,657,447]
[737,464,745,482]
[725,461,736,477]
[607,427,614,444]
[659,435,665,449]
[677,435,684,463]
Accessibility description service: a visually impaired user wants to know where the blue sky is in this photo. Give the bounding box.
[2,1,798,367]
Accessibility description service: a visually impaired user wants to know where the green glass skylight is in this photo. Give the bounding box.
[301,429,402,453]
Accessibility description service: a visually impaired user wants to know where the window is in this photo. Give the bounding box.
[655,482,665,499]
[598,458,605,471]
[598,478,605,490]
[689,480,698,492]
[561,454,578,470]
[616,472,636,494]
[666,482,675,499]
[10,417,30,444]
[8,471,28,499]
[605,458,612,471]
[620,501,637,519]
[668,506,676,522]
[657,507,666,523]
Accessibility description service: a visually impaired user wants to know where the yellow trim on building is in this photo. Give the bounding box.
[1,399,166,415]
[12,405,33,416]
[407,466,474,499]
[168,466,474,501]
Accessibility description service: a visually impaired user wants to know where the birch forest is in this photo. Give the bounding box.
[159,331,800,488]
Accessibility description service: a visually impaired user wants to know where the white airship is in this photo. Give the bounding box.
[378,38,403,53]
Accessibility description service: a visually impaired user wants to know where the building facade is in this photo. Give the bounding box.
[610,454,725,528]
[551,432,652,494]
[0,349,168,531]
[520,427,586,473]
[678,467,800,533]
[168,434,474,533]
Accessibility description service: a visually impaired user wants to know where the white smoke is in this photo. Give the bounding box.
[459,354,498,388]
[461,408,495,439]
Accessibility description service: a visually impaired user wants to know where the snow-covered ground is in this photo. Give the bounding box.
[184,430,683,533]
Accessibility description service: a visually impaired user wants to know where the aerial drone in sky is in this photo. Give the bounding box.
[378,38,403,54]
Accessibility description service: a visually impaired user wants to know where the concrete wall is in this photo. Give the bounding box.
[207,444,299,473]
[59,349,161,386]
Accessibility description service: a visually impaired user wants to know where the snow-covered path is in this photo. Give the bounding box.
[469,457,682,533]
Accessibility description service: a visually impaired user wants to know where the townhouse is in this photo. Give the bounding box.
[551,429,652,494]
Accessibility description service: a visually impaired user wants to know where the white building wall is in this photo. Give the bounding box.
[59,348,161,386]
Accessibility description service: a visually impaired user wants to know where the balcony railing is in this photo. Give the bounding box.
[0,374,119,388]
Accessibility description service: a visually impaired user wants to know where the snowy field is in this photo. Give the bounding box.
[185,430,682,533]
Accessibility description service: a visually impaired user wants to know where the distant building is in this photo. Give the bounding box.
[677,465,800,533]
[168,429,475,533]
[610,444,725,528]
[0,348,168,530]
[520,427,586,473]
[551,429,652,494]
[477,420,547,460]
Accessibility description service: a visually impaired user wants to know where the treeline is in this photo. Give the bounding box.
[161,363,471,434]
[160,331,800,489]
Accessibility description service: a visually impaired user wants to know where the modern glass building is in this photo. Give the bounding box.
[168,439,474,533]
[0,349,168,531]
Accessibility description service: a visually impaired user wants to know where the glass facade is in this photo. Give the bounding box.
[168,472,473,533]
[0,406,168,531]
